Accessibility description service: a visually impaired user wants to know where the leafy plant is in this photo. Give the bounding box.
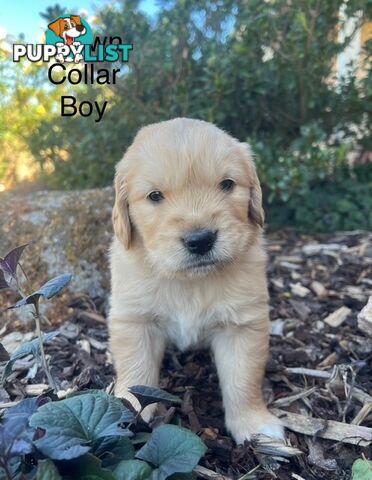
[0,388,207,480]
[0,244,206,479]
[12,0,367,233]
[0,245,72,390]
[352,457,372,480]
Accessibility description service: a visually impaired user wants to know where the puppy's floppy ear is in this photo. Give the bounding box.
[71,15,82,25]
[241,143,265,228]
[48,18,64,37]
[112,170,132,249]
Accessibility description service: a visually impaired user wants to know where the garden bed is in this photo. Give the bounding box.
[1,230,371,479]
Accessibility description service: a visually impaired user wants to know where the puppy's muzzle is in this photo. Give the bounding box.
[182,229,217,256]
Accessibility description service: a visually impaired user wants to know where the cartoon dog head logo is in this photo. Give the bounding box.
[46,14,93,63]
[48,15,86,45]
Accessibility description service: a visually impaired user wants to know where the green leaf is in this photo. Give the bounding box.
[93,436,135,468]
[352,459,372,480]
[36,459,62,480]
[13,274,73,308]
[30,391,134,460]
[136,425,207,480]
[2,331,59,379]
[128,386,181,409]
[60,453,115,480]
[114,459,153,480]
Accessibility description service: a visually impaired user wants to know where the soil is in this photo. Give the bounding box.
[1,230,371,479]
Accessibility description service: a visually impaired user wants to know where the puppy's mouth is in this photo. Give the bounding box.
[65,34,74,45]
[182,258,223,272]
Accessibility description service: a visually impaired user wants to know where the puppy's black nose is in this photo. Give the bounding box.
[182,229,217,255]
[76,25,85,32]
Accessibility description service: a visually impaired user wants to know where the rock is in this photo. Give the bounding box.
[324,306,351,328]
[0,187,114,323]
[358,296,372,337]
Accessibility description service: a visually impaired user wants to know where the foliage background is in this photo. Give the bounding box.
[0,0,371,232]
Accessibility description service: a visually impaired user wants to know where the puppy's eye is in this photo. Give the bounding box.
[219,179,235,192]
[148,191,164,203]
[64,24,69,30]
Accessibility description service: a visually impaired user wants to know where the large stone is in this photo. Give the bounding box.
[0,187,114,323]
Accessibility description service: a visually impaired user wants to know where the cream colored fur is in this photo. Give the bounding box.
[109,118,283,443]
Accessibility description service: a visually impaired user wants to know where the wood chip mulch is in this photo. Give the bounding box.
[1,230,371,479]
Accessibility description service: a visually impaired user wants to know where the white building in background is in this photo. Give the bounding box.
[336,6,371,81]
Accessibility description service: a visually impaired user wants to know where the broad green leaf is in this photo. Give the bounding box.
[30,391,134,460]
[93,436,135,468]
[59,453,115,480]
[352,459,372,480]
[129,386,181,409]
[132,432,151,445]
[114,459,152,480]
[136,425,207,480]
[36,459,62,480]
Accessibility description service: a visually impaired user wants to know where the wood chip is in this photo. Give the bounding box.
[286,367,331,379]
[77,310,106,324]
[86,336,107,351]
[302,243,346,255]
[353,387,372,405]
[272,387,317,408]
[251,434,302,457]
[324,306,351,327]
[290,283,310,297]
[357,296,372,337]
[311,281,328,298]
[351,403,372,426]
[25,383,49,395]
[77,339,91,354]
[194,465,232,480]
[280,261,301,270]
[318,352,337,369]
[272,408,372,446]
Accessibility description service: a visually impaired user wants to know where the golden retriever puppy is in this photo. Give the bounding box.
[109,118,283,443]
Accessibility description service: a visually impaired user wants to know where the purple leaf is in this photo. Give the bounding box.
[0,244,28,281]
[0,343,10,362]
[0,396,44,466]
[0,270,8,291]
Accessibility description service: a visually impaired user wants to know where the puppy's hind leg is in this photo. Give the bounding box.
[211,320,284,444]
[109,316,165,422]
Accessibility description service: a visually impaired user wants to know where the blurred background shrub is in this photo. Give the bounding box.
[1,0,371,231]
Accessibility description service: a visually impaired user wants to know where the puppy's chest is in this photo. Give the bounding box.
[163,310,212,351]
[152,286,230,351]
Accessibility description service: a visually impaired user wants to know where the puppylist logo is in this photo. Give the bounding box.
[12,14,133,122]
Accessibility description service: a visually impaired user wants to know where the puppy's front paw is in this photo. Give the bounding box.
[74,53,83,63]
[227,410,284,444]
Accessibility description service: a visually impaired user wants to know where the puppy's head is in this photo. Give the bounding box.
[48,16,86,44]
[113,118,264,277]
